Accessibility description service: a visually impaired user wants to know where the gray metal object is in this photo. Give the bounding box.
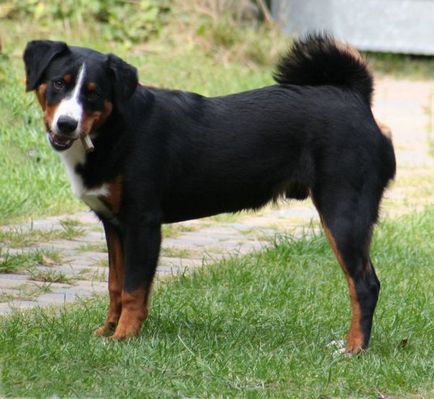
[271,0,434,55]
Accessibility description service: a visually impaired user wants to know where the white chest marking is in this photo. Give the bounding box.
[58,140,112,217]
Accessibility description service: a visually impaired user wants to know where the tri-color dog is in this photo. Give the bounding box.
[23,34,395,353]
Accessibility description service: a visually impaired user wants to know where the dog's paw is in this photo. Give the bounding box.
[110,324,141,341]
[345,342,366,355]
[95,322,117,337]
[328,339,366,356]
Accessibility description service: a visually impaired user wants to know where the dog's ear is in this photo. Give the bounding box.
[23,40,69,91]
[107,53,138,112]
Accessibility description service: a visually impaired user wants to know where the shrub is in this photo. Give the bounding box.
[1,0,172,44]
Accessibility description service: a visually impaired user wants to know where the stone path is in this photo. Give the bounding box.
[0,78,433,315]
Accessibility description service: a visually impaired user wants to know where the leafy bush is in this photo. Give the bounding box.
[0,0,171,44]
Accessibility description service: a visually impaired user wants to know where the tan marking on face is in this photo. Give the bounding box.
[81,111,102,135]
[81,100,113,136]
[44,103,60,133]
[35,83,47,110]
[35,83,61,133]
[322,220,364,353]
[87,82,97,91]
[63,74,72,83]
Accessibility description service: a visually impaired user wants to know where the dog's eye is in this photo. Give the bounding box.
[53,80,65,90]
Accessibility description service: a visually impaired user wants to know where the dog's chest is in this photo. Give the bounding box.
[59,142,117,219]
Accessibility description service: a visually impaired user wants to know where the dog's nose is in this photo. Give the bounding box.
[57,116,78,134]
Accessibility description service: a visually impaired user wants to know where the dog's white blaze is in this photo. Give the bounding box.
[51,63,113,218]
[59,140,112,217]
[52,64,86,136]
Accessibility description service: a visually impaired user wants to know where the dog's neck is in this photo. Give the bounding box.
[57,139,112,216]
[58,139,88,197]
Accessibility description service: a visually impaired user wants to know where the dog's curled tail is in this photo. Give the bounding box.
[274,33,373,105]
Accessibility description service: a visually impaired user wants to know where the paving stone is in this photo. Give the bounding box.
[7,300,41,310]
[157,265,185,275]
[36,292,77,305]
[0,303,14,315]
[71,280,107,293]
[65,253,108,269]
[0,274,30,289]
[159,257,204,268]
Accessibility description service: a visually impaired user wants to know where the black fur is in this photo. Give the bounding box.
[24,40,69,91]
[274,33,374,105]
[24,34,396,349]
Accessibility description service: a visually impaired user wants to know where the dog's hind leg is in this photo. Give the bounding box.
[95,220,124,337]
[312,186,381,353]
[111,212,161,340]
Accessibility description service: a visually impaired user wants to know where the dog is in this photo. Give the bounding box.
[23,34,396,353]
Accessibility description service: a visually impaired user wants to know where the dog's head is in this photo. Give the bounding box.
[23,40,138,151]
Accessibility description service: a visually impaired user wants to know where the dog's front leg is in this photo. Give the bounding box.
[111,213,161,340]
[95,219,124,337]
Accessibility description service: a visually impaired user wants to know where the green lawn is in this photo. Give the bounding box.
[1,208,432,398]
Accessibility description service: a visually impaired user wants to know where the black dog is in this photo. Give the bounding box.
[23,34,395,353]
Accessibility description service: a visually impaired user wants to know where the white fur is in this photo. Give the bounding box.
[59,130,112,217]
[52,64,86,137]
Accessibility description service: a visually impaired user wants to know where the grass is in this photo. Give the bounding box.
[29,269,73,284]
[160,247,196,259]
[0,249,62,273]
[0,282,52,302]
[78,242,107,253]
[0,208,433,398]
[0,220,84,248]
[59,219,85,240]
[0,227,64,248]
[367,52,434,80]
[77,267,107,283]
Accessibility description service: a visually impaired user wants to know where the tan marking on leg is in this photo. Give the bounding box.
[322,221,364,354]
[95,227,124,337]
[81,101,113,136]
[111,288,149,340]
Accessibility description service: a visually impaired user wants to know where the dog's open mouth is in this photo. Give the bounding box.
[48,131,75,151]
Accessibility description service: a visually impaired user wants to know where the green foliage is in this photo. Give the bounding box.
[1,0,172,44]
[102,1,171,45]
